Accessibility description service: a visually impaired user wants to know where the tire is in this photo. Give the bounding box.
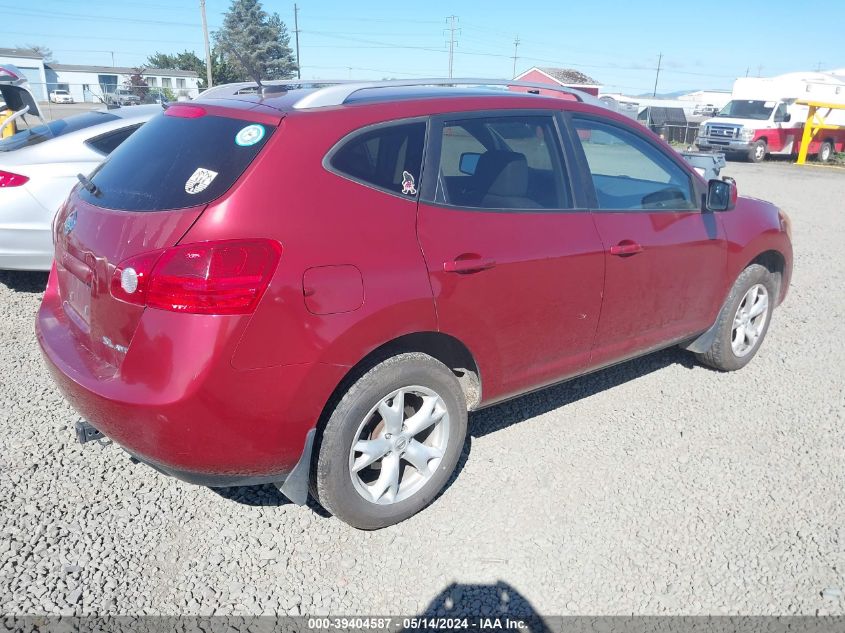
[747,140,767,163]
[818,140,834,163]
[314,352,468,529]
[695,264,777,371]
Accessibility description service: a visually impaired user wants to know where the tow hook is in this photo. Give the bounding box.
[75,419,111,446]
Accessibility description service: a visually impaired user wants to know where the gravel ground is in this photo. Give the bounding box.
[1,162,843,617]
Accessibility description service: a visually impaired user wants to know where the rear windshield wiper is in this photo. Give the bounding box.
[77,173,101,197]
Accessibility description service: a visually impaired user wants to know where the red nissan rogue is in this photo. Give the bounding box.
[37,79,793,529]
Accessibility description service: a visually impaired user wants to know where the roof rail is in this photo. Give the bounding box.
[198,78,608,110]
[199,79,355,101]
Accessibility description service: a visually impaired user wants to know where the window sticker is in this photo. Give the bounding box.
[401,171,417,195]
[235,124,266,147]
[185,167,218,194]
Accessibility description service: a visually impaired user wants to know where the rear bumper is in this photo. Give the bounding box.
[37,269,345,484]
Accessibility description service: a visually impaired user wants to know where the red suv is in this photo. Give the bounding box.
[37,80,792,529]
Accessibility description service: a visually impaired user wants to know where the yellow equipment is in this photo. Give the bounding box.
[796,100,845,164]
[0,108,17,138]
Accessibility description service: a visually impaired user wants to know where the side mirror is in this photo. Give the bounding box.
[706,177,737,212]
[459,152,480,175]
[783,113,791,122]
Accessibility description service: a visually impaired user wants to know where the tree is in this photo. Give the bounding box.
[124,67,149,99]
[19,44,55,63]
[214,0,298,84]
[147,50,208,89]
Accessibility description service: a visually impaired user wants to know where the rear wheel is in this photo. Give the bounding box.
[818,140,834,163]
[695,264,777,371]
[747,140,767,163]
[314,353,467,529]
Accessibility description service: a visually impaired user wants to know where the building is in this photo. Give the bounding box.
[0,48,48,100]
[45,64,200,103]
[513,67,601,97]
[0,48,199,103]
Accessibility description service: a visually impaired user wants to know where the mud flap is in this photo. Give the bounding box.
[277,428,316,505]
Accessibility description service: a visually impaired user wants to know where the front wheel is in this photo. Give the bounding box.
[314,353,468,529]
[748,140,767,163]
[695,264,777,371]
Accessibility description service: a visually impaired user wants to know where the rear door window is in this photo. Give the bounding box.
[433,115,571,210]
[80,112,275,211]
[328,121,426,198]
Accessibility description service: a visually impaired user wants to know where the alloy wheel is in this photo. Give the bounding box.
[348,386,450,505]
[731,283,769,357]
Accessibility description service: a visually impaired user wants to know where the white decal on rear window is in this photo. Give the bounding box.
[185,168,218,194]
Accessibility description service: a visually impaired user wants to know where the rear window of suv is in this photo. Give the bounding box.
[80,111,275,211]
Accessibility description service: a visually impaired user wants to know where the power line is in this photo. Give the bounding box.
[445,15,459,78]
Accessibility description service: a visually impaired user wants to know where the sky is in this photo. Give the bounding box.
[2,0,843,95]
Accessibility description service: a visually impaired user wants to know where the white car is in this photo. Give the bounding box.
[0,102,161,270]
[49,89,74,104]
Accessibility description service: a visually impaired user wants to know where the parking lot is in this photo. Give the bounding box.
[1,161,843,617]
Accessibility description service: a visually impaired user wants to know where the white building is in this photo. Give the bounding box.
[45,64,200,103]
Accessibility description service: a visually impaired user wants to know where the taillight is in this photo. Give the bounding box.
[111,239,282,315]
[0,170,30,188]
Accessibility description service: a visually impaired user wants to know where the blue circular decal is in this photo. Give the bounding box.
[235,124,266,147]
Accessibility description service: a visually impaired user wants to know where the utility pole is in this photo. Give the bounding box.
[511,36,520,79]
[110,51,115,67]
[199,0,213,88]
[757,64,763,77]
[652,52,662,97]
[445,15,459,79]
[816,61,823,72]
[294,3,301,79]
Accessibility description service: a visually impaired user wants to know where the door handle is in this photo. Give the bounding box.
[443,257,496,274]
[609,241,644,256]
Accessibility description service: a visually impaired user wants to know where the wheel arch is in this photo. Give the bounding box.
[316,331,482,435]
[747,249,786,301]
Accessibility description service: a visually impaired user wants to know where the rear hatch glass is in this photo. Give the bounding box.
[80,109,275,211]
[54,108,277,368]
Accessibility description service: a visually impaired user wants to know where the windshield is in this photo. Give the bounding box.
[717,100,775,120]
[0,110,118,152]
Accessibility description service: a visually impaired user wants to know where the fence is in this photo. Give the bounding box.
[22,81,200,106]
[637,121,701,146]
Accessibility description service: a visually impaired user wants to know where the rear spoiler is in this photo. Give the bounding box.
[0,64,45,133]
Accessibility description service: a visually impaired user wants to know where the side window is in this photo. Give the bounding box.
[85,124,142,156]
[329,122,426,197]
[434,115,570,210]
[572,117,697,211]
